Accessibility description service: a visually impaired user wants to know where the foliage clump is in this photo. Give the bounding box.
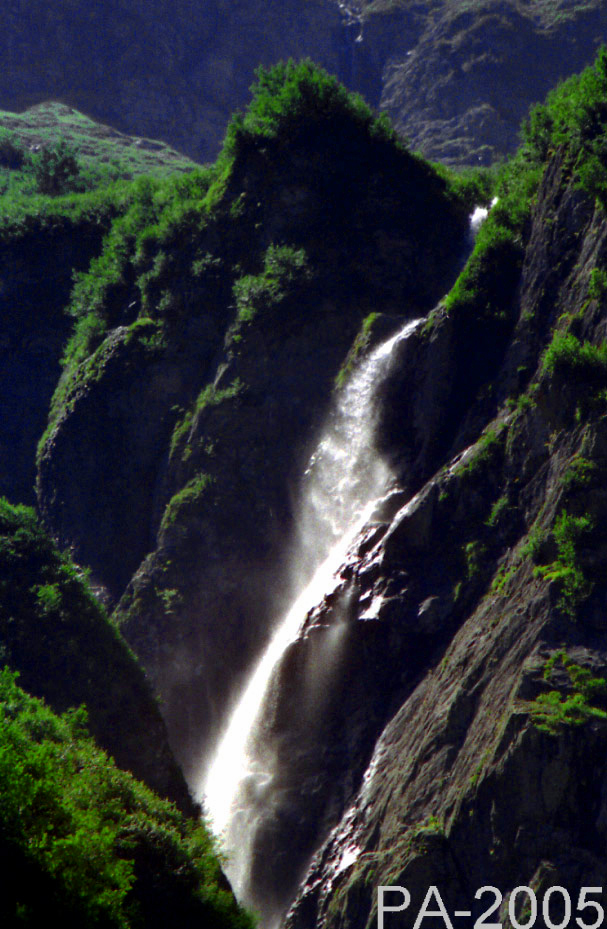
[232,244,311,328]
[534,511,593,618]
[221,58,397,158]
[522,46,607,205]
[0,670,253,929]
[530,651,607,732]
[541,331,607,381]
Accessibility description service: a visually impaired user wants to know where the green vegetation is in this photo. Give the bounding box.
[220,59,398,158]
[530,651,607,732]
[457,424,505,478]
[0,498,190,806]
[464,540,487,579]
[196,379,244,413]
[522,46,607,205]
[161,475,216,530]
[232,244,310,329]
[534,511,593,618]
[588,266,607,300]
[335,312,381,388]
[486,494,509,528]
[561,455,597,491]
[541,331,607,381]
[0,102,194,199]
[0,670,252,929]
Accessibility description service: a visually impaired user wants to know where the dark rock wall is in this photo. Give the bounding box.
[0,217,108,504]
[280,151,607,928]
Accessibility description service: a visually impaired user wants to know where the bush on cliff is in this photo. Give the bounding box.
[0,670,252,929]
[0,498,190,809]
[522,45,607,204]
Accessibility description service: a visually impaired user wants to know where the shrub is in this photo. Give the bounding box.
[530,651,607,732]
[534,511,593,618]
[232,244,310,326]
[0,670,253,929]
[541,331,607,381]
[221,59,389,159]
[30,140,82,196]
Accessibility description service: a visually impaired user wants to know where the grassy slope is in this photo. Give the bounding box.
[0,101,196,180]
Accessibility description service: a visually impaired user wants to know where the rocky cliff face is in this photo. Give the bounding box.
[279,151,607,927]
[3,1,607,166]
[359,0,607,165]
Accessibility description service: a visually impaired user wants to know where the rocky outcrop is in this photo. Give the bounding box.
[367,0,607,165]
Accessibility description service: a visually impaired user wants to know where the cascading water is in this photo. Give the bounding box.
[199,317,423,921]
[200,204,493,927]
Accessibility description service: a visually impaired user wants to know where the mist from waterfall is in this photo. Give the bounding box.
[197,203,493,927]
[199,316,423,922]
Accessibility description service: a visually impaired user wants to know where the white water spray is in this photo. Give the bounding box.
[199,205,492,921]
[199,318,423,904]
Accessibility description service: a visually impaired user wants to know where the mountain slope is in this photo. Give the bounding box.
[3,1,607,166]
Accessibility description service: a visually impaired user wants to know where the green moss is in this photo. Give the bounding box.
[161,475,215,530]
[335,312,380,389]
[464,540,487,579]
[458,424,505,478]
[486,494,509,528]
[196,379,244,414]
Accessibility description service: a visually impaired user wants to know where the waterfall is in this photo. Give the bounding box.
[199,316,423,921]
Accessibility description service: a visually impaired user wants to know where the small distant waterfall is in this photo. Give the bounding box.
[199,318,423,919]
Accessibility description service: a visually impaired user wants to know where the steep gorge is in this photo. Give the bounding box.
[5,43,607,929]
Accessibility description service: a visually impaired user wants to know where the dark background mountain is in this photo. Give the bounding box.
[5,0,607,165]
